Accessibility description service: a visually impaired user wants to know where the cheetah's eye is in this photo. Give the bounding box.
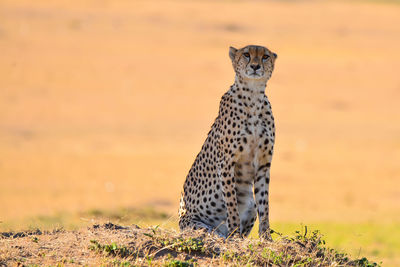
[262,55,270,60]
[243,53,250,58]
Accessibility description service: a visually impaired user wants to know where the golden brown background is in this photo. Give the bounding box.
[1,0,400,265]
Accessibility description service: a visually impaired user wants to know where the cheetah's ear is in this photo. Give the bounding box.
[229,46,238,62]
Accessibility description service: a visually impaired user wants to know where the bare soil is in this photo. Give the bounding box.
[0,223,378,266]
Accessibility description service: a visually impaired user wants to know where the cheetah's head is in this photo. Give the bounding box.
[229,45,277,82]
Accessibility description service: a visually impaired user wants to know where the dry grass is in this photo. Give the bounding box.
[0,223,379,266]
[1,0,399,223]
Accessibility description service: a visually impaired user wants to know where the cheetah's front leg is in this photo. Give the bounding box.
[220,159,241,238]
[254,164,272,240]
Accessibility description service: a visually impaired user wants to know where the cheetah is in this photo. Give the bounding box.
[179,45,277,240]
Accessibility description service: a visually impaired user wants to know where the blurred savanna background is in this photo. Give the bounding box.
[1,0,400,265]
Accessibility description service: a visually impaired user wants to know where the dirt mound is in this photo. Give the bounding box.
[0,223,378,266]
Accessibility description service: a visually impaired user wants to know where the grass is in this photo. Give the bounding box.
[0,206,171,232]
[1,208,398,266]
[271,222,400,263]
[2,222,378,266]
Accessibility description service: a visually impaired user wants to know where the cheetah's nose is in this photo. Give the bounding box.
[250,64,261,71]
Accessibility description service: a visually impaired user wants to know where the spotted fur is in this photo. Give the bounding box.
[179,45,277,239]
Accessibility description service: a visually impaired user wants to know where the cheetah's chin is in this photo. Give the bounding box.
[246,72,264,79]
